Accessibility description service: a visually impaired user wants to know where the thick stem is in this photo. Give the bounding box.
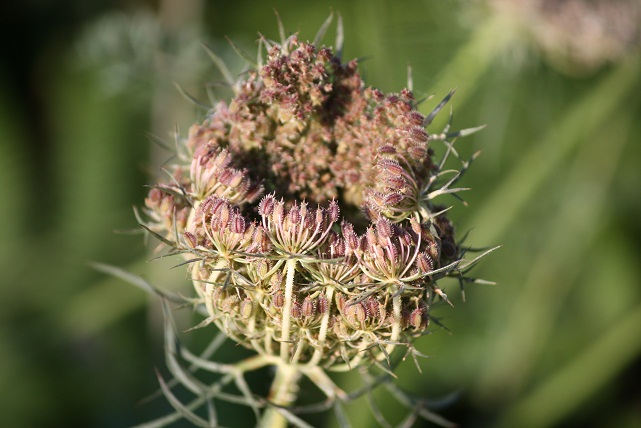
[259,362,302,428]
[260,259,300,427]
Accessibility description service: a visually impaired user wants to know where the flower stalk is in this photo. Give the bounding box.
[280,258,298,361]
[262,362,302,428]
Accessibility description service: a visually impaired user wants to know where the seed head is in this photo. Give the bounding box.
[141,25,480,370]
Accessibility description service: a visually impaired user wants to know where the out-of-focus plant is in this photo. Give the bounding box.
[95,14,494,428]
[487,0,641,75]
[76,9,208,96]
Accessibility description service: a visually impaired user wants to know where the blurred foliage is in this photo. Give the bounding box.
[1,0,640,427]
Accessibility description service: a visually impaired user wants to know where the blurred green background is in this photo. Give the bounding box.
[2,0,640,426]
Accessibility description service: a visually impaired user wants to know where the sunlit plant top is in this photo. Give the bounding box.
[135,14,493,427]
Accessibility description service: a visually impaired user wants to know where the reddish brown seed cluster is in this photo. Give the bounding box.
[190,145,263,204]
[143,33,463,368]
[185,196,269,257]
[258,194,340,254]
[144,183,191,242]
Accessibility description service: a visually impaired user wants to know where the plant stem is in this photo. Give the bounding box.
[309,285,334,366]
[280,258,297,360]
[259,362,302,428]
[387,286,402,355]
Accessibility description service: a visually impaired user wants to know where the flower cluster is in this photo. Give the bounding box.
[143,34,468,370]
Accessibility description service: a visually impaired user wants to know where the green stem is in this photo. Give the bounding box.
[259,362,302,428]
[304,366,346,400]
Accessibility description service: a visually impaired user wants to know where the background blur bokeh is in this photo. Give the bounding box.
[2,0,641,427]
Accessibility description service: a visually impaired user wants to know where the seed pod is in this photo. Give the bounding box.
[408,142,427,160]
[365,297,380,320]
[302,296,316,317]
[427,239,439,260]
[377,158,405,176]
[147,187,163,203]
[376,218,393,240]
[213,148,232,169]
[230,213,246,234]
[272,291,284,309]
[346,303,366,323]
[327,200,340,222]
[222,296,240,314]
[258,194,276,216]
[383,192,404,206]
[240,298,254,318]
[406,111,425,126]
[288,205,301,225]
[216,203,231,227]
[269,273,282,294]
[365,227,378,249]
[416,252,434,273]
[291,300,302,319]
[184,231,198,248]
[408,126,429,143]
[410,217,422,235]
[272,199,285,224]
[244,181,263,203]
[315,207,325,227]
[409,307,424,329]
[377,144,397,155]
[383,174,408,190]
[303,210,315,229]
[341,222,359,252]
[228,169,245,188]
[253,258,271,279]
[317,294,329,314]
[251,225,270,252]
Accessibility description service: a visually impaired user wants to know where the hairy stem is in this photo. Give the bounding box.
[280,258,297,360]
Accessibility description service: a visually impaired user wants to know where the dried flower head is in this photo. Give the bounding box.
[138,15,493,427]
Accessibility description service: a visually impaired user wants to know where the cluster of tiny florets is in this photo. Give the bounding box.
[143,35,460,369]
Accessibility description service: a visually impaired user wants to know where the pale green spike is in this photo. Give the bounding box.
[313,12,334,47]
[335,13,344,59]
[225,35,257,67]
[424,89,456,126]
[274,9,287,46]
[202,43,235,87]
